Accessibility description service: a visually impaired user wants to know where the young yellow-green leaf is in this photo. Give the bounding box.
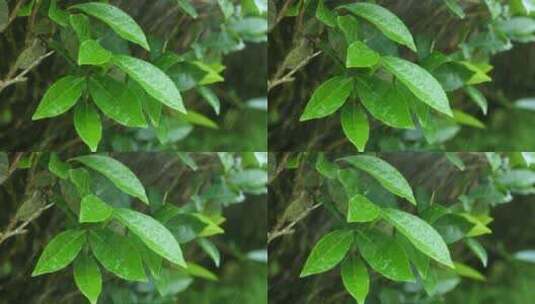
[453,262,485,281]
[346,41,380,68]
[79,194,113,223]
[70,14,91,41]
[73,254,102,304]
[89,229,147,282]
[381,208,454,268]
[300,76,353,121]
[113,208,186,267]
[356,230,414,282]
[341,255,369,304]
[71,2,149,50]
[316,0,336,27]
[341,102,369,152]
[72,154,149,204]
[382,56,453,117]
[340,155,417,205]
[78,39,112,66]
[32,76,86,120]
[338,3,416,51]
[300,230,353,277]
[32,230,86,276]
[49,153,70,179]
[74,102,102,152]
[356,76,414,129]
[112,55,185,113]
[347,194,380,223]
[88,76,147,128]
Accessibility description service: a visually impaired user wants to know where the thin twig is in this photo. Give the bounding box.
[268,51,322,92]
[0,51,54,94]
[0,203,54,247]
[267,203,321,244]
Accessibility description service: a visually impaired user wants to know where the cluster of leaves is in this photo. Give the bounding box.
[0,0,267,151]
[268,151,535,303]
[0,151,267,303]
[268,0,535,150]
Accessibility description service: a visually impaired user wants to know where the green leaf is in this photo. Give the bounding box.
[337,15,359,43]
[347,194,380,223]
[339,3,416,51]
[78,39,112,66]
[73,254,102,304]
[175,0,198,18]
[74,102,102,152]
[465,238,488,267]
[49,0,69,27]
[340,102,369,152]
[453,262,485,281]
[0,0,8,33]
[198,238,220,268]
[113,208,186,267]
[381,208,454,268]
[300,230,353,277]
[197,86,221,115]
[79,194,113,223]
[32,76,86,120]
[382,56,453,117]
[88,75,147,128]
[356,76,414,129]
[89,229,147,282]
[340,155,416,205]
[341,255,369,304]
[72,154,149,204]
[49,153,70,179]
[397,233,430,279]
[452,109,485,129]
[70,14,91,41]
[112,55,185,113]
[32,230,86,276]
[443,0,466,19]
[69,168,91,197]
[316,0,336,27]
[356,230,414,282]
[464,86,488,115]
[316,153,338,179]
[300,76,353,121]
[71,2,150,50]
[346,41,380,68]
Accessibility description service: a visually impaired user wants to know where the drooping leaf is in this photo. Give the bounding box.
[381,208,454,268]
[32,76,86,120]
[452,109,485,129]
[71,2,150,50]
[337,15,359,43]
[356,76,414,129]
[300,230,353,277]
[88,76,147,128]
[69,167,91,197]
[340,103,369,152]
[112,55,185,112]
[74,102,102,152]
[73,253,102,304]
[464,86,488,115]
[453,262,486,281]
[79,194,113,223]
[89,229,147,282]
[70,14,91,41]
[340,155,417,205]
[346,41,380,68]
[32,230,86,276]
[48,153,70,179]
[443,0,466,19]
[356,230,414,282]
[72,154,149,204]
[300,76,353,121]
[347,194,380,223]
[341,255,369,304]
[197,238,221,268]
[113,208,186,267]
[338,3,416,51]
[465,238,488,267]
[382,56,453,117]
[49,0,69,27]
[316,0,336,27]
[175,0,198,18]
[78,39,112,66]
